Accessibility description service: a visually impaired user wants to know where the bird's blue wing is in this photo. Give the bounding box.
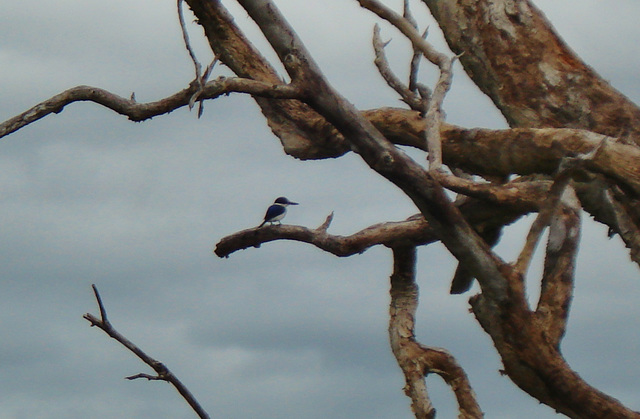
[264,205,286,221]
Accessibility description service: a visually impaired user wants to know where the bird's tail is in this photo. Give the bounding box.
[258,220,266,228]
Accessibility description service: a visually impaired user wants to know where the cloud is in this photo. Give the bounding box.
[1,1,639,418]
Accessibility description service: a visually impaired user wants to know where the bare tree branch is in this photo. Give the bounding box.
[372,25,426,112]
[178,0,204,84]
[599,183,640,264]
[358,0,457,170]
[535,185,581,347]
[83,285,211,419]
[514,140,601,277]
[0,77,301,139]
[433,173,551,211]
[177,0,219,117]
[402,0,426,94]
[214,185,534,260]
[235,0,513,307]
[215,215,437,258]
[514,170,578,277]
[389,247,483,418]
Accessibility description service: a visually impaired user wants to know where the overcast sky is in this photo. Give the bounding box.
[1,1,640,418]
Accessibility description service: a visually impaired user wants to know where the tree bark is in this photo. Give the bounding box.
[3,0,640,417]
[422,0,640,141]
[199,1,640,417]
[389,247,483,419]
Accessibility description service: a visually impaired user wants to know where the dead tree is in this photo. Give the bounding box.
[2,1,640,418]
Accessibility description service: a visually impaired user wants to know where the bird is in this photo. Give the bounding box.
[258,197,298,227]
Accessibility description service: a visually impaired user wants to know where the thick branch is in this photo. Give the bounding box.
[421,0,640,141]
[235,0,512,304]
[535,186,581,347]
[389,247,483,418]
[185,0,349,159]
[471,289,639,419]
[83,285,210,419]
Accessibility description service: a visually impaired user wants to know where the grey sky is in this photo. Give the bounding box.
[1,1,639,418]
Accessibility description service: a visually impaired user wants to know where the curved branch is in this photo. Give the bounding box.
[0,77,301,139]
[214,181,539,260]
[214,216,437,258]
[389,247,483,418]
[514,158,584,277]
[372,24,426,112]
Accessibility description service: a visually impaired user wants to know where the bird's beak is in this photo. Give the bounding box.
[289,201,299,205]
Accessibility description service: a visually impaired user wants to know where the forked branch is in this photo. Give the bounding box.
[83,285,211,419]
[358,0,457,169]
[389,247,483,418]
[372,25,427,112]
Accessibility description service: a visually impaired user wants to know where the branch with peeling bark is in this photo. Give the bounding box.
[209,2,640,417]
[3,0,640,417]
[389,247,483,418]
[216,218,491,417]
[215,214,435,258]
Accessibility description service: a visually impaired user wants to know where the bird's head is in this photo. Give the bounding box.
[274,197,298,206]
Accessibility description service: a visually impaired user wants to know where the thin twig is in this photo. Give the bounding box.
[198,58,220,117]
[126,373,166,381]
[83,285,211,419]
[178,0,203,84]
[91,284,109,325]
[358,0,457,169]
[403,0,427,94]
[317,212,334,232]
[178,0,219,117]
[409,29,429,98]
[372,25,425,111]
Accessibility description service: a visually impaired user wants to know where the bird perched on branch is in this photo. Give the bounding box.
[259,197,298,227]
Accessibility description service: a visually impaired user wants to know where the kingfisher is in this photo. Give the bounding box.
[258,197,299,227]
